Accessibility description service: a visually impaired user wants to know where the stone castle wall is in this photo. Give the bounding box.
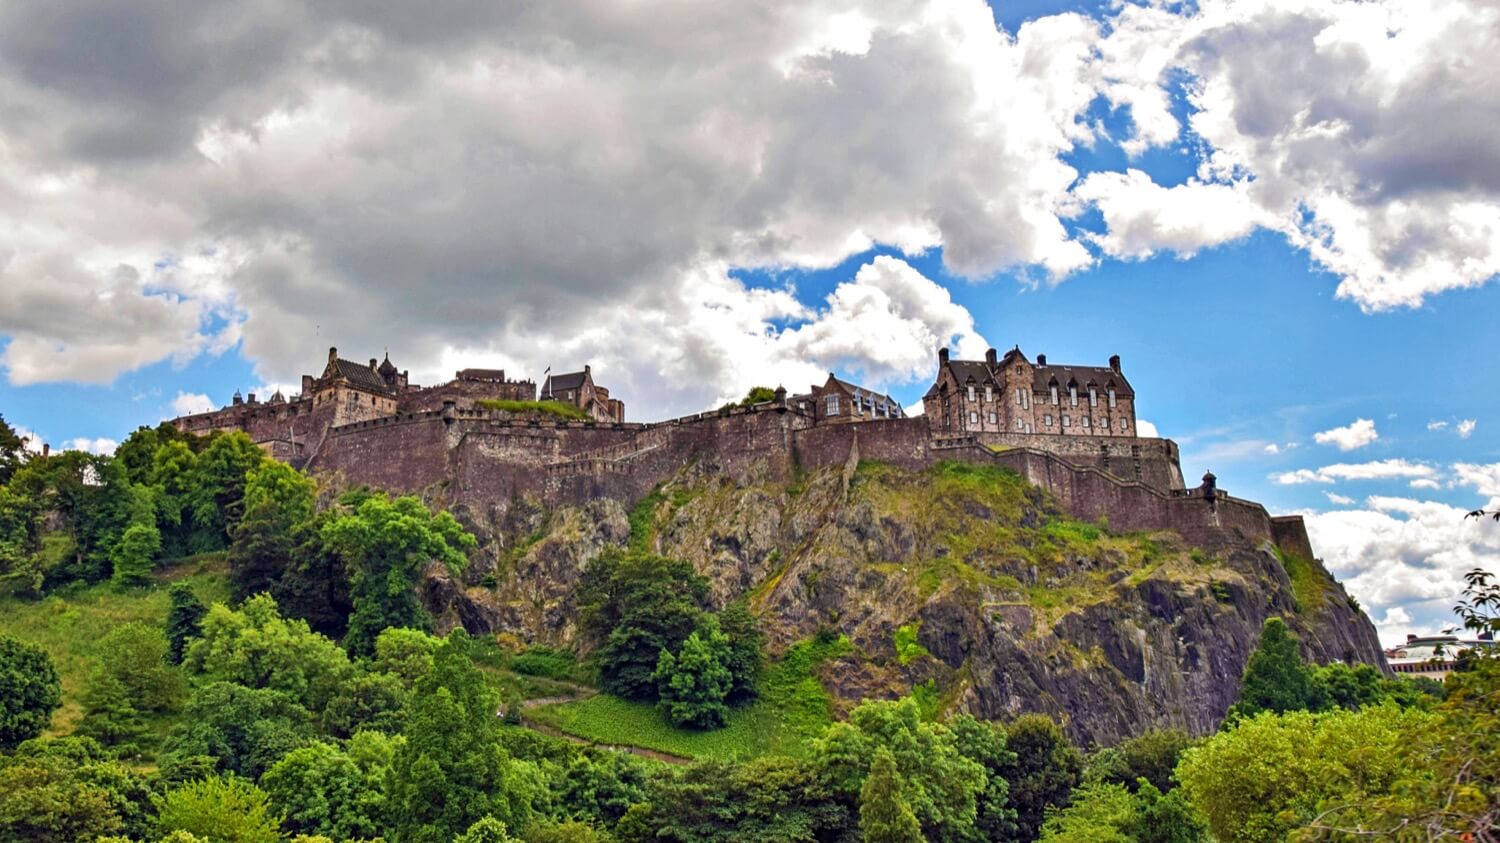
[299,404,1315,559]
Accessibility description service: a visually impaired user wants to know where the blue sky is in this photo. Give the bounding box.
[1,0,1496,643]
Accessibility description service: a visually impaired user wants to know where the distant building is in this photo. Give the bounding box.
[788,374,905,424]
[1385,633,1496,680]
[923,346,1137,437]
[540,365,625,423]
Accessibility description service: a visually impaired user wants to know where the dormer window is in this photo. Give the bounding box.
[1108,388,1116,408]
[1089,387,1098,407]
[1069,385,1078,406]
[984,386,993,402]
[826,395,840,416]
[1050,384,1059,405]
[967,385,976,402]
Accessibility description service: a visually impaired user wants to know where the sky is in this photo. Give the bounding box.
[1,0,1496,645]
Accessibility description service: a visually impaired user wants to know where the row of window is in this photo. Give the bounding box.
[965,384,1120,409]
[963,411,1130,431]
[824,394,899,418]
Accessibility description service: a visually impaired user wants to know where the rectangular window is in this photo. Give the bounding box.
[1015,418,1024,430]
[968,411,978,424]
[987,412,997,424]
[825,395,840,416]
[1016,388,1024,405]
[1069,386,1077,406]
[1108,388,1116,408]
[967,386,976,402]
[1045,414,1053,426]
[1050,385,1058,405]
[1120,418,1129,430]
[1062,415,1071,427]
[1089,388,1098,407]
[985,386,993,402]
[1082,415,1090,427]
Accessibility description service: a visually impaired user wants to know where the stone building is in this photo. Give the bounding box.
[922,347,1137,437]
[540,365,624,423]
[788,374,905,424]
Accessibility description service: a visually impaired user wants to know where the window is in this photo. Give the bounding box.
[825,395,840,416]
[967,385,976,402]
[1108,388,1116,408]
[1045,414,1053,426]
[1050,385,1059,405]
[1016,388,1024,405]
[1062,415,1071,427]
[984,386,993,402]
[968,411,978,424]
[1120,418,1129,430]
[1015,418,1024,430]
[1089,387,1097,407]
[987,412,997,424]
[1099,416,1108,430]
[1082,415,1090,427]
[1069,386,1077,406]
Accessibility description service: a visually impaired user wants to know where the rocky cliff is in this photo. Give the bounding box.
[423,457,1385,746]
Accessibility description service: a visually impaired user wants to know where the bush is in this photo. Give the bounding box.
[510,646,578,679]
[654,618,733,730]
[154,775,281,843]
[0,634,62,748]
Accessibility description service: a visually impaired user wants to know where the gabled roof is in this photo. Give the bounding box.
[942,359,998,387]
[542,370,588,397]
[327,358,392,393]
[824,375,904,416]
[1034,364,1133,396]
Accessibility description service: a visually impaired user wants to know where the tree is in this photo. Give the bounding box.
[385,632,542,843]
[1040,780,1208,843]
[185,432,264,552]
[997,713,1084,843]
[655,616,733,729]
[0,634,62,748]
[165,582,207,664]
[1086,728,1195,794]
[108,520,161,590]
[153,775,282,843]
[0,413,26,485]
[577,551,709,700]
[949,714,1019,840]
[75,668,146,754]
[96,622,186,712]
[632,755,847,842]
[260,741,383,841]
[0,736,154,842]
[182,594,352,714]
[454,816,520,843]
[163,682,313,779]
[815,697,987,842]
[860,746,924,843]
[320,495,475,656]
[1230,617,1316,718]
[717,600,764,703]
[229,460,316,601]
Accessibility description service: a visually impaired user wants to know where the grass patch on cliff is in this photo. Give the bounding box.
[476,398,592,421]
[893,621,929,665]
[529,633,850,760]
[0,553,230,736]
[1275,547,1334,613]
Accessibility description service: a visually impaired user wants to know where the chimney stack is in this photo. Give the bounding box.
[328,346,338,363]
[1109,354,1121,373]
[1037,353,1047,366]
[369,358,378,370]
[985,348,997,367]
[247,393,257,405]
[41,443,49,458]
[938,347,950,365]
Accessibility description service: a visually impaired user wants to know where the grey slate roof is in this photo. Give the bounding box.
[543,370,588,397]
[331,358,392,393]
[1033,365,1133,397]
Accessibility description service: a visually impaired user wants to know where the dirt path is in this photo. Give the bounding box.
[509,683,695,766]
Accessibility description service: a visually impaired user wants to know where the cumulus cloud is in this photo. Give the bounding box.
[171,392,216,417]
[1457,419,1477,439]
[66,437,117,456]
[1409,478,1441,491]
[1135,419,1160,438]
[1092,0,1500,310]
[1324,492,1355,505]
[0,0,1105,413]
[1069,169,1265,259]
[1427,420,1449,431]
[1271,459,1436,485]
[1452,462,1500,499]
[1307,495,1500,646]
[1264,443,1280,455]
[1314,418,1379,451]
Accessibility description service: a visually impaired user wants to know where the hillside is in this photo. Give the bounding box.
[425,459,1385,745]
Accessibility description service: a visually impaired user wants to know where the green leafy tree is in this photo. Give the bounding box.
[717,600,764,703]
[321,495,475,656]
[454,815,520,843]
[186,432,264,552]
[166,582,208,664]
[260,740,384,840]
[577,551,709,700]
[0,634,62,748]
[0,736,154,842]
[949,714,1019,840]
[860,746,924,843]
[75,668,146,754]
[108,521,161,589]
[0,413,27,485]
[182,594,352,714]
[1230,617,1316,718]
[997,713,1084,843]
[555,751,652,828]
[1086,728,1195,794]
[385,632,541,843]
[96,622,186,712]
[320,668,410,737]
[154,775,282,843]
[229,460,317,601]
[631,755,847,842]
[816,697,986,842]
[151,439,198,557]
[163,682,314,779]
[654,616,733,729]
[371,626,442,685]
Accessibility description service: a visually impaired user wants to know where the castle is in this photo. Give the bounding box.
[170,343,1315,557]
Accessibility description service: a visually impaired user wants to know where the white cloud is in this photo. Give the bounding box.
[1457,419,1477,439]
[1264,443,1280,455]
[1307,495,1500,647]
[1452,462,1500,498]
[1409,478,1441,490]
[1427,420,1449,431]
[66,437,117,456]
[12,425,44,454]
[1093,0,1500,311]
[171,392,217,417]
[1135,419,1160,438]
[1325,492,1355,505]
[1069,169,1266,259]
[1314,418,1379,451]
[1271,458,1436,485]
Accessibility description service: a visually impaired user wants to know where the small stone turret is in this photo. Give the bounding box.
[774,385,787,408]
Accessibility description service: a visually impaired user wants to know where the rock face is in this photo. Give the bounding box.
[423,459,1386,746]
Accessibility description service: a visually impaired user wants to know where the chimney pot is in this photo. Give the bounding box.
[328,346,337,362]
[1037,353,1047,366]
[938,347,950,364]
[369,358,378,370]
[1109,354,1121,372]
